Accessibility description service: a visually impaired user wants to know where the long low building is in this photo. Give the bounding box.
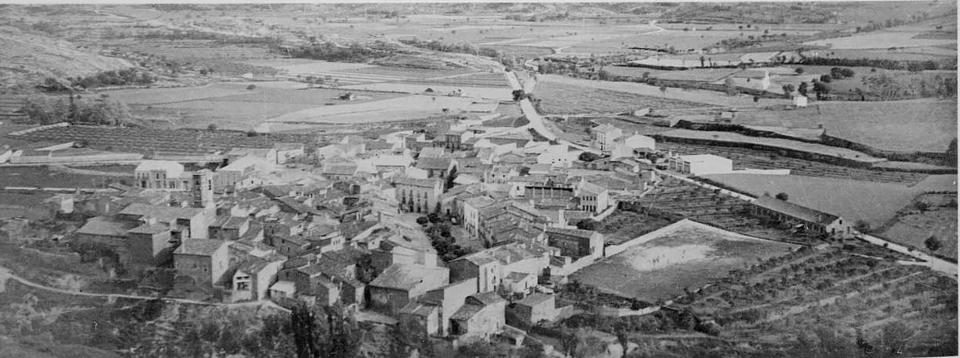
[751,194,852,238]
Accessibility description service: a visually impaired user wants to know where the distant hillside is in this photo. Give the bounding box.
[0,26,132,93]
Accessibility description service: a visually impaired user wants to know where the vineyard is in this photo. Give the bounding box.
[619,177,800,242]
[8,125,318,156]
[679,247,958,356]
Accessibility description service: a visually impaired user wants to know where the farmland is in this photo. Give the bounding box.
[100,82,408,130]
[656,128,885,164]
[678,246,957,357]
[656,141,930,184]
[7,125,315,156]
[701,173,925,229]
[878,193,958,260]
[731,99,957,154]
[597,210,676,245]
[535,74,792,107]
[571,220,797,302]
[0,166,122,188]
[533,81,711,114]
[257,94,499,131]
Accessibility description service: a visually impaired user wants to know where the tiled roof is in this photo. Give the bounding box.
[76,216,137,237]
[128,223,170,235]
[754,195,840,225]
[119,203,203,222]
[516,293,554,307]
[369,264,448,290]
[416,157,453,170]
[175,239,229,256]
[546,227,601,239]
[394,177,441,189]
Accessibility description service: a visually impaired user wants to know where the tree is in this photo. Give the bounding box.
[854,220,871,233]
[925,236,942,251]
[578,152,601,162]
[798,82,809,96]
[820,74,833,83]
[416,216,429,226]
[724,78,737,96]
[795,67,805,74]
[775,192,789,201]
[576,219,600,231]
[246,84,257,90]
[659,83,667,93]
[512,89,526,101]
[207,123,218,131]
[782,84,796,98]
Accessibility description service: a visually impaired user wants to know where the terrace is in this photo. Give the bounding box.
[8,125,318,157]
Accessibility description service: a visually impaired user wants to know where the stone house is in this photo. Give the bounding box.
[173,239,231,285]
[450,292,507,341]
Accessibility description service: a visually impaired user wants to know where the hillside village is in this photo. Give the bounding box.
[0,3,957,358]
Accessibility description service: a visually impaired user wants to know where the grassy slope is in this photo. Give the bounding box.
[702,173,924,228]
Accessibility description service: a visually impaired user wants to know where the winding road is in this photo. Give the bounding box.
[503,70,601,155]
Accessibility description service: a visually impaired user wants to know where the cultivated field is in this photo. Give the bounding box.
[338,83,511,101]
[535,74,791,107]
[878,193,958,260]
[732,99,957,153]
[258,94,499,131]
[8,125,315,156]
[657,129,884,164]
[803,29,956,50]
[702,173,924,229]
[682,246,957,356]
[597,210,676,245]
[533,81,711,114]
[105,82,406,130]
[571,220,797,302]
[656,141,930,184]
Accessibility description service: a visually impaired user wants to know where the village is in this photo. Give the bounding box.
[0,2,956,358]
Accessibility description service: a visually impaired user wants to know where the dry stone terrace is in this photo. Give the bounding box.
[9,125,321,155]
[656,141,931,184]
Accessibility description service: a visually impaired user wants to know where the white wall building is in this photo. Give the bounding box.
[667,154,733,175]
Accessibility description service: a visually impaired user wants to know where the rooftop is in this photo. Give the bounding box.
[754,194,840,226]
[516,293,555,307]
[416,157,453,170]
[119,203,204,222]
[76,216,138,237]
[394,176,441,189]
[175,239,229,256]
[135,160,184,175]
[368,263,448,291]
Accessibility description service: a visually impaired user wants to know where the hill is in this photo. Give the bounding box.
[0,26,132,93]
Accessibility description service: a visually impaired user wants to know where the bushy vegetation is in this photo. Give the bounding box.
[400,38,502,58]
[800,56,954,71]
[23,94,132,126]
[287,41,399,63]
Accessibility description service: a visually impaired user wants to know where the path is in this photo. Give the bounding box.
[502,71,602,155]
[655,170,958,277]
[0,264,289,311]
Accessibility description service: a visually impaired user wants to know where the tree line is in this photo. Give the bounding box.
[22,94,131,126]
[286,40,400,63]
[40,68,156,92]
[399,38,503,59]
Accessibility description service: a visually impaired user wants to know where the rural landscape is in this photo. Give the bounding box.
[0,2,956,358]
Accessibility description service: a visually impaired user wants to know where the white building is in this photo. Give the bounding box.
[667,154,733,175]
[793,95,808,108]
[536,143,576,168]
[591,124,622,152]
[611,134,656,159]
[135,160,189,190]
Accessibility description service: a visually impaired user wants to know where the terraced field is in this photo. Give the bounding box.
[8,125,315,156]
[656,141,929,184]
